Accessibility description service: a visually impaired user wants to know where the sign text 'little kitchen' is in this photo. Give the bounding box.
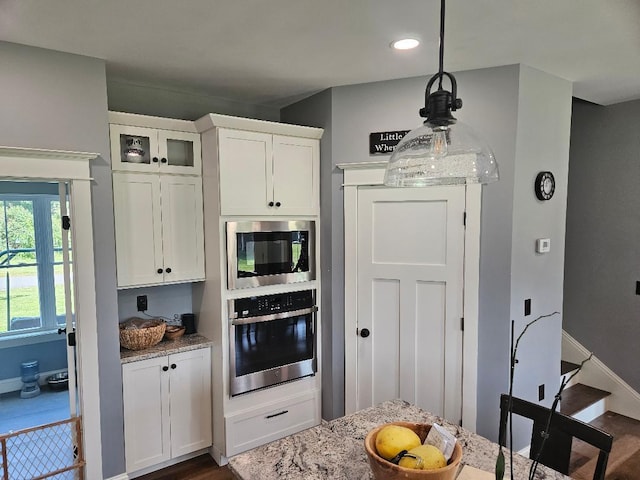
[369,130,410,155]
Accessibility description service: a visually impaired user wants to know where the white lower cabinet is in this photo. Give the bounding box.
[122,348,212,473]
[225,390,320,457]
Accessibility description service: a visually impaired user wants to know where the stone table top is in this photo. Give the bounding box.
[119,333,212,364]
[228,399,570,480]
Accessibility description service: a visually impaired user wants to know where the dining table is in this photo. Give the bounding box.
[228,398,571,479]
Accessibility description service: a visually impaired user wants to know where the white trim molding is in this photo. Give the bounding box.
[562,330,640,421]
[0,146,103,479]
[105,474,129,480]
[337,162,480,429]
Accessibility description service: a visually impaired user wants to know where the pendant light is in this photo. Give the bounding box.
[384,0,499,187]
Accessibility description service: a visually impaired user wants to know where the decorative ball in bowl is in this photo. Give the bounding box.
[164,324,186,340]
[364,422,462,480]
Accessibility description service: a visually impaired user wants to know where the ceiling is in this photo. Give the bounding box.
[1,0,639,108]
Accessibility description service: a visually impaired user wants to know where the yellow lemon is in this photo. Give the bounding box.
[398,444,447,470]
[375,425,421,461]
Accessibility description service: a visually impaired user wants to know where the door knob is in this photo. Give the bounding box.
[275,201,281,207]
[165,267,172,273]
[160,157,167,163]
[157,268,163,274]
[268,201,274,207]
[162,366,169,371]
[360,328,370,338]
[152,157,159,163]
[170,364,177,369]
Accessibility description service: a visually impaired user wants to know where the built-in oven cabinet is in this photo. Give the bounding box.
[122,347,212,474]
[113,172,205,288]
[217,128,319,216]
[225,389,320,457]
[109,113,201,175]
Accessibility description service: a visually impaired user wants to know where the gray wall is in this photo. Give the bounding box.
[0,341,66,380]
[281,88,338,419]
[0,41,123,477]
[118,283,194,324]
[564,98,640,393]
[107,79,280,122]
[507,66,572,447]
[284,65,573,444]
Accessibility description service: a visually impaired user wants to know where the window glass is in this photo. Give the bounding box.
[0,186,70,338]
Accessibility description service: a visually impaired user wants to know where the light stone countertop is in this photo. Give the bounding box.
[228,399,570,480]
[119,333,212,364]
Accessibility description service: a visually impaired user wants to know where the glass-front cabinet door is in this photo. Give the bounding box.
[110,124,201,174]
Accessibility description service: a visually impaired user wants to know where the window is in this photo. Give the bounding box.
[0,185,72,338]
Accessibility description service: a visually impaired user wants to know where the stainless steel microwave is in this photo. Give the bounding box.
[226,220,316,290]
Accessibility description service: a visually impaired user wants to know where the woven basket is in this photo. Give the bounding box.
[119,318,166,350]
[164,325,186,341]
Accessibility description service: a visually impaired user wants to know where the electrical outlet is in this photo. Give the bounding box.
[538,384,545,401]
[524,298,531,316]
[137,295,148,312]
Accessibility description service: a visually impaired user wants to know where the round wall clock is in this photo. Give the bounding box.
[535,171,555,201]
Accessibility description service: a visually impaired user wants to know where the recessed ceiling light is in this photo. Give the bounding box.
[391,38,420,50]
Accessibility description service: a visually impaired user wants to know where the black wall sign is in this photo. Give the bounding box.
[369,130,410,155]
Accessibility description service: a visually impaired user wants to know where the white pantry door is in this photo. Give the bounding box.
[355,185,465,423]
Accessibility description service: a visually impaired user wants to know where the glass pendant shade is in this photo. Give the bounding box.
[383,0,499,188]
[383,119,499,187]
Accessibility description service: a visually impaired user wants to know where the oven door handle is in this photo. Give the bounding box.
[230,306,318,325]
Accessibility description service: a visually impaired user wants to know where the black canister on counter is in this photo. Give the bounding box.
[181,313,196,334]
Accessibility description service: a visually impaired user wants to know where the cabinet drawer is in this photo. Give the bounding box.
[225,391,319,456]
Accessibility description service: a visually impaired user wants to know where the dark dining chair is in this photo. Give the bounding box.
[498,393,613,480]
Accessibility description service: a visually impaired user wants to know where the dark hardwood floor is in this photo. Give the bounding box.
[570,411,640,480]
[138,411,640,480]
[136,455,235,480]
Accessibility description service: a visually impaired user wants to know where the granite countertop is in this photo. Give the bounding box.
[120,333,212,364]
[228,399,570,480]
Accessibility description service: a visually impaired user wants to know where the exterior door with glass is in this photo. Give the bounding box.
[0,182,81,471]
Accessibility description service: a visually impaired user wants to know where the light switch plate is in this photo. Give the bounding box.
[536,238,551,253]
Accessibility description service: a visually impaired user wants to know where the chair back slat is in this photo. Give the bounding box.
[498,394,613,480]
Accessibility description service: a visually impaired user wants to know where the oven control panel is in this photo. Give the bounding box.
[231,289,315,319]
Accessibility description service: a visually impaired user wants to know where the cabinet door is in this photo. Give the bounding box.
[157,130,202,175]
[160,176,205,284]
[113,173,164,287]
[272,135,319,215]
[218,128,272,216]
[169,348,212,457]
[110,124,160,172]
[122,357,171,472]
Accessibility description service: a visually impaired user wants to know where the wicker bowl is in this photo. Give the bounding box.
[119,318,166,350]
[364,422,463,480]
[164,325,186,341]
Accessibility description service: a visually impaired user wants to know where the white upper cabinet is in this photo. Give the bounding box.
[218,128,319,216]
[109,113,202,175]
[113,173,205,288]
[109,112,205,289]
[195,113,323,217]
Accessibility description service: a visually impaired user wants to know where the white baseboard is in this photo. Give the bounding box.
[105,474,129,480]
[562,331,640,421]
[210,444,228,466]
[0,368,68,395]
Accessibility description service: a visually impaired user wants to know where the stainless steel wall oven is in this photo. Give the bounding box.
[228,289,317,396]
[226,220,315,290]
